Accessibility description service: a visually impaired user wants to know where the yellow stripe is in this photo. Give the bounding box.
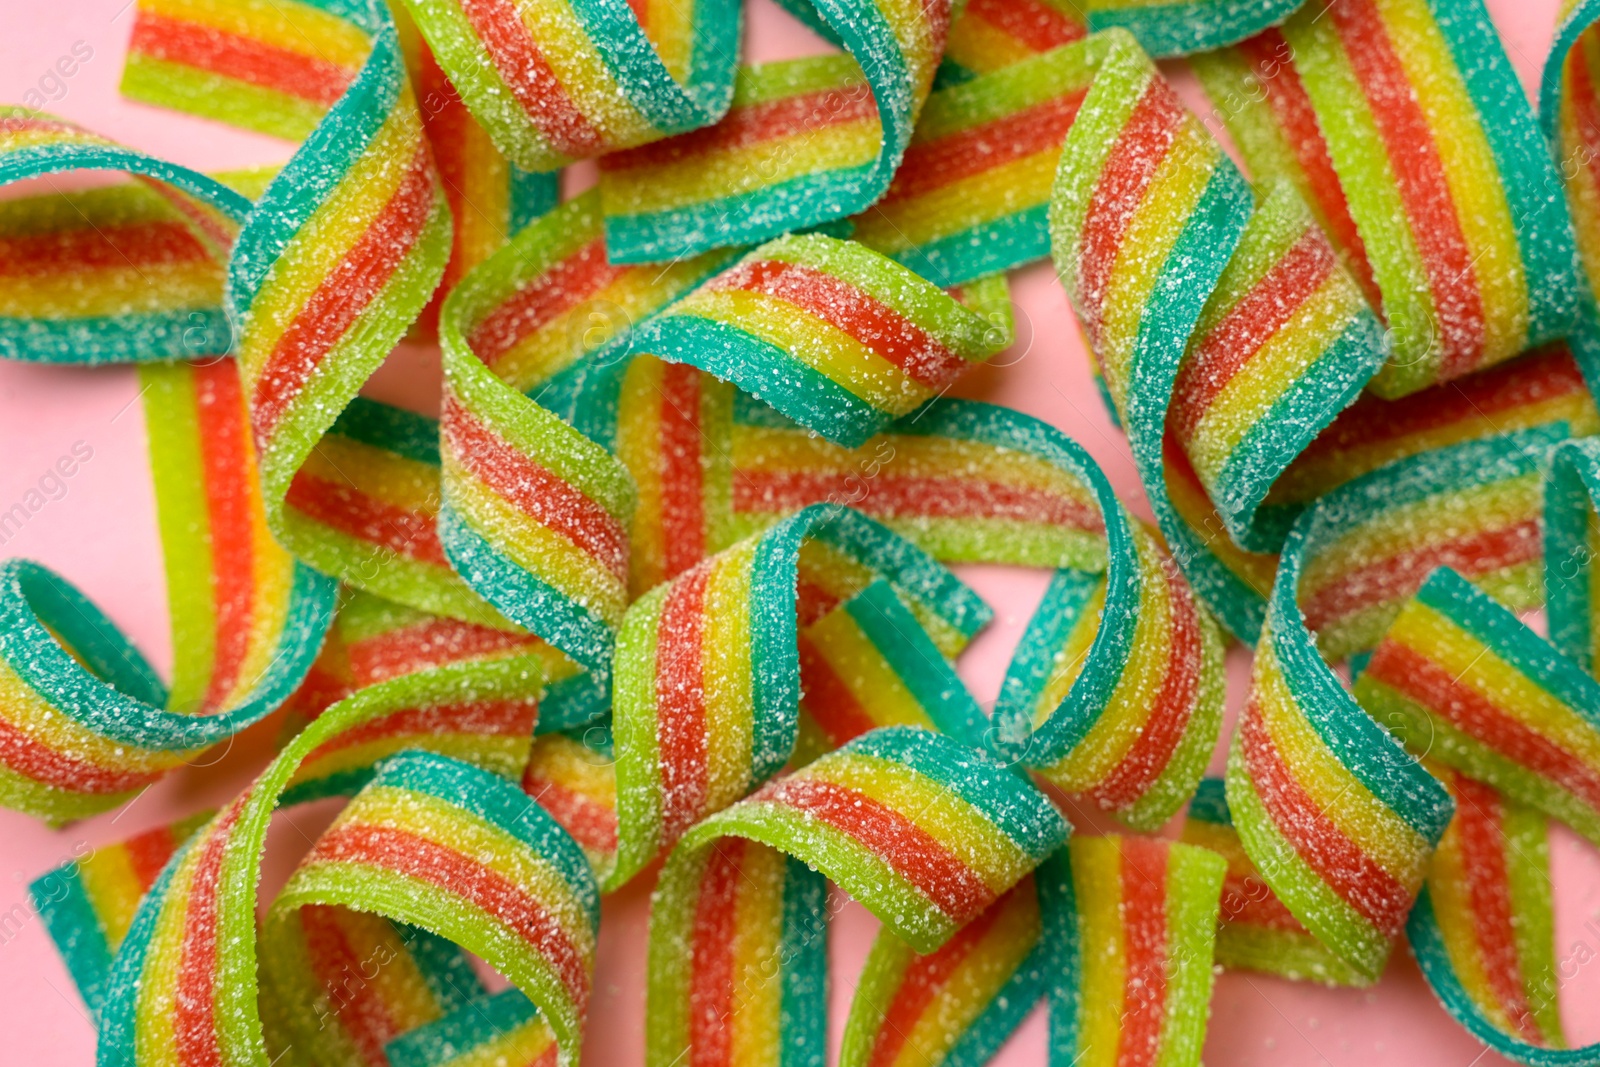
[301,437,442,514]
[137,0,371,67]
[516,0,654,143]
[701,545,758,815]
[1071,836,1127,1067]
[0,263,219,317]
[730,844,787,1067]
[76,846,144,948]
[856,149,1058,251]
[805,606,931,730]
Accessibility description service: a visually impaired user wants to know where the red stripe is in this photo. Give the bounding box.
[194,363,254,714]
[1293,345,1584,463]
[312,823,590,1007]
[441,396,628,582]
[251,142,437,443]
[0,714,161,794]
[347,619,539,686]
[0,221,210,277]
[1364,642,1600,814]
[1239,700,1412,936]
[708,259,968,389]
[173,805,241,1067]
[657,362,709,582]
[1238,29,1381,311]
[1449,775,1546,1045]
[1329,0,1484,378]
[688,839,744,1067]
[962,0,1085,51]
[797,633,881,748]
[1078,81,1185,345]
[1170,228,1338,440]
[1300,521,1541,632]
[1082,565,1202,811]
[656,563,713,843]
[455,0,604,158]
[466,238,624,365]
[284,471,449,566]
[523,776,618,854]
[796,578,843,628]
[733,469,1104,531]
[881,90,1086,204]
[1118,837,1169,1067]
[129,11,353,107]
[299,905,398,1066]
[599,86,877,173]
[122,824,180,890]
[749,776,996,923]
[1220,871,1307,931]
[866,883,1021,1067]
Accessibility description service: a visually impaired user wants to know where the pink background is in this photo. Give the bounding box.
[3,0,1600,1063]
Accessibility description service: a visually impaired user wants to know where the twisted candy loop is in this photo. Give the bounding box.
[95,661,594,1067]
[1046,30,1388,640]
[1225,429,1578,983]
[1200,0,1581,398]
[0,108,249,364]
[605,503,990,889]
[645,726,1070,1067]
[0,361,336,824]
[594,0,955,261]
[1405,767,1574,1063]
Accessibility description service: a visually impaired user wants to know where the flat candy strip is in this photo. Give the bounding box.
[626,232,1009,449]
[608,504,991,889]
[1224,429,1574,982]
[852,42,1096,288]
[1202,0,1581,397]
[1355,566,1600,848]
[645,726,1070,1067]
[0,108,249,364]
[1050,835,1226,1067]
[1407,767,1570,1062]
[596,0,954,262]
[838,851,1073,1067]
[95,664,596,1067]
[394,0,741,172]
[0,360,336,824]
[1047,31,1387,640]
[1181,778,1366,985]
[30,811,213,1013]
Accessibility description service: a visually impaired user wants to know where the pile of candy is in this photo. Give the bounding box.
[7,0,1600,1063]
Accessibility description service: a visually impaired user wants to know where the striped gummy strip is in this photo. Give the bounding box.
[596,0,954,262]
[1355,566,1600,848]
[852,42,1096,288]
[436,191,727,673]
[385,989,558,1067]
[96,672,598,1067]
[1081,0,1308,58]
[645,726,1069,1067]
[260,907,491,1067]
[0,360,336,824]
[1050,835,1227,1067]
[1205,0,1581,396]
[838,850,1073,1067]
[937,0,1085,85]
[0,106,249,364]
[608,504,991,890]
[628,233,1009,449]
[1546,436,1600,675]
[1407,767,1567,1059]
[1181,779,1367,985]
[29,811,213,1012]
[1225,430,1574,983]
[1046,30,1390,643]
[394,0,741,173]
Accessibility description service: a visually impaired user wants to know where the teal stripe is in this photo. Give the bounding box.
[30,863,114,1013]
[393,921,486,1012]
[885,205,1050,289]
[564,0,738,133]
[778,857,829,1067]
[1087,0,1303,58]
[0,309,230,364]
[437,504,615,673]
[1187,777,1233,826]
[385,988,540,1067]
[330,396,441,465]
